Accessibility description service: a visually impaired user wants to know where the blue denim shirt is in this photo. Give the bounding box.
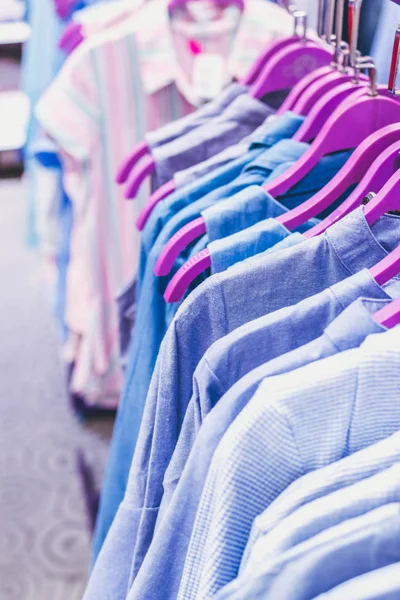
[91,142,352,573]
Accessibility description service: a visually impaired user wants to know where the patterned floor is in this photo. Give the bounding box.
[0,179,112,599]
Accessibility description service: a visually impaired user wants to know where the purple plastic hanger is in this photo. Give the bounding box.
[59,22,82,52]
[305,128,400,237]
[135,4,328,223]
[54,0,78,20]
[366,171,400,285]
[249,40,332,100]
[136,180,176,231]
[266,85,400,230]
[124,155,155,200]
[116,141,150,185]
[276,0,349,114]
[374,297,400,328]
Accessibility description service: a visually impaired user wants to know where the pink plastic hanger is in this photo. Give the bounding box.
[374,297,400,328]
[276,0,349,115]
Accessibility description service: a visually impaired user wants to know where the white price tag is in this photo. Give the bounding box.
[192,53,227,101]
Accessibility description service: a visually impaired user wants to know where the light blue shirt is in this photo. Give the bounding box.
[91,134,348,569]
[313,562,400,599]
[160,291,395,519]
[120,212,400,600]
[138,111,305,285]
[263,505,400,600]
[217,465,400,598]
[177,328,400,599]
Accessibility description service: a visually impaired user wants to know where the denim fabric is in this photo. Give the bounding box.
[313,563,400,599]
[129,290,396,600]
[262,505,400,600]
[146,83,247,149]
[93,211,400,600]
[241,463,400,579]
[138,111,305,288]
[178,328,400,599]
[152,94,275,186]
[218,505,400,600]
[90,144,352,583]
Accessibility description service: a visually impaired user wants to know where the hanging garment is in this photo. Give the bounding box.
[92,141,352,572]
[177,327,400,599]
[241,464,400,574]
[126,292,395,600]
[311,562,400,599]
[36,0,292,408]
[218,504,400,600]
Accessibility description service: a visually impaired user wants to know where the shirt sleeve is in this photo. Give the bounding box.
[35,42,100,163]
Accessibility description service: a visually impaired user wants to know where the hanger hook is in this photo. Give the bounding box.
[332,0,346,68]
[388,23,400,96]
[293,9,307,40]
[348,0,364,69]
[356,56,378,96]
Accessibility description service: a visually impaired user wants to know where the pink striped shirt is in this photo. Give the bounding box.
[36,0,294,406]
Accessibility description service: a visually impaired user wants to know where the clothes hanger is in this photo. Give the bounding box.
[154,2,364,278]
[135,4,334,228]
[304,130,400,237]
[265,74,400,229]
[121,0,289,196]
[54,0,78,20]
[244,0,324,88]
[270,20,400,231]
[59,22,84,54]
[248,12,332,101]
[374,297,400,328]
[162,45,400,301]
[365,171,400,287]
[154,76,372,277]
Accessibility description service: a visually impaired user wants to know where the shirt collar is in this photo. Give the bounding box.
[134,0,295,100]
[325,207,400,278]
[324,295,391,353]
[243,139,309,174]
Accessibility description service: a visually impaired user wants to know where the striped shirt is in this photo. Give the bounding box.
[36,0,294,405]
[178,327,400,599]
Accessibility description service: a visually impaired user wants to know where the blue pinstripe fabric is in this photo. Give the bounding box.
[216,465,400,598]
[178,328,400,599]
[264,505,400,600]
